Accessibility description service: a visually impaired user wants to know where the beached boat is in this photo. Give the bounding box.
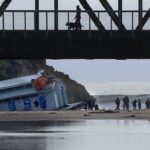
[0,71,68,111]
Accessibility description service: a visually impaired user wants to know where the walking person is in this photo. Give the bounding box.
[75,5,81,24]
[137,99,141,110]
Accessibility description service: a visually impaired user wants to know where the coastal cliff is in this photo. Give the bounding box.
[0,60,94,103]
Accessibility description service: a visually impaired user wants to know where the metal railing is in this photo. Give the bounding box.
[0,10,149,31]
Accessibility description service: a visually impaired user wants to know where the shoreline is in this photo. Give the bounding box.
[0,109,150,121]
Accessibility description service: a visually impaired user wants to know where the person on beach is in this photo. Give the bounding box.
[137,99,141,110]
[126,96,130,110]
[123,96,130,110]
[115,97,120,110]
[75,5,81,24]
[123,97,126,110]
[145,99,150,109]
[132,99,137,110]
[94,103,99,110]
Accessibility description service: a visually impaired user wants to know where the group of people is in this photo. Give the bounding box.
[83,96,150,111]
[115,96,130,110]
[83,98,99,110]
[145,99,150,109]
[115,96,150,111]
[132,99,141,110]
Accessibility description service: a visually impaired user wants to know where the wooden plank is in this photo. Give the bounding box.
[79,0,105,30]
[99,0,126,30]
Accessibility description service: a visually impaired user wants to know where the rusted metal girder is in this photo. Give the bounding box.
[79,0,105,30]
[99,0,126,30]
[136,8,150,31]
[0,0,12,16]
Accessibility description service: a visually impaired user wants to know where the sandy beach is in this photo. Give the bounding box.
[0,109,150,121]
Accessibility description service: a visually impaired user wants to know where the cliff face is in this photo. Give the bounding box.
[0,60,94,103]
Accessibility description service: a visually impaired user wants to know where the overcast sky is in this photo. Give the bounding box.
[47,59,150,83]
[47,59,150,95]
[1,0,150,10]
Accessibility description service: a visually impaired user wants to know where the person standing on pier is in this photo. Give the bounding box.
[75,5,81,24]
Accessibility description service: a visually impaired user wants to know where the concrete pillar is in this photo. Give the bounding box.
[138,0,143,30]
[35,0,39,30]
[118,0,122,30]
[54,0,58,30]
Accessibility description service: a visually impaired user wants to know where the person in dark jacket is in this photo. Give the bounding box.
[132,99,137,110]
[123,96,130,110]
[145,99,150,109]
[137,99,141,110]
[75,5,81,24]
[115,97,120,110]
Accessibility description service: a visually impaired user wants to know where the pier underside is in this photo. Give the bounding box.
[0,30,150,59]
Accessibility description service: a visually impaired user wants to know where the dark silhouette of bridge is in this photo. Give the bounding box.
[0,0,150,58]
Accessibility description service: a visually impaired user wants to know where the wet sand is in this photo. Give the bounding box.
[0,109,150,121]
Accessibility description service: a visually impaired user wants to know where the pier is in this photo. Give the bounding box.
[0,0,150,58]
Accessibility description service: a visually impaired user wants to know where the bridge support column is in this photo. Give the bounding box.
[54,0,58,30]
[35,0,39,30]
[118,0,122,30]
[138,0,143,30]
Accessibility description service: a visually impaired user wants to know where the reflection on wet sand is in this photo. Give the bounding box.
[0,120,150,150]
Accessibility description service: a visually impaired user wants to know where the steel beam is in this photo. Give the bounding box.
[136,8,150,30]
[138,0,143,30]
[99,0,126,30]
[79,0,105,30]
[0,0,12,16]
[118,0,122,30]
[54,0,58,30]
[35,0,39,30]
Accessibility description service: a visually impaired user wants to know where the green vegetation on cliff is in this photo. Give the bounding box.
[0,60,94,103]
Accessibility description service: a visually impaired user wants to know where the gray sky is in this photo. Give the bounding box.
[1,0,150,10]
[47,59,150,83]
[46,59,150,95]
